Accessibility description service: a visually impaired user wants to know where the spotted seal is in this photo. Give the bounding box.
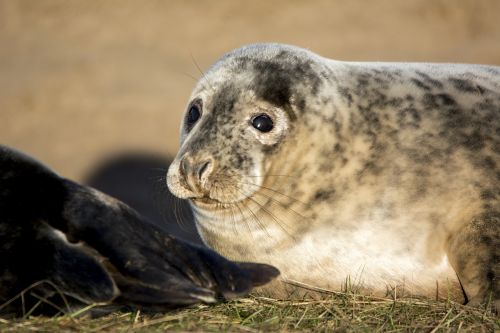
[167,43,499,309]
[0,145,278,316]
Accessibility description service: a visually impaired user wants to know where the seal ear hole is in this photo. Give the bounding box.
[251,114,274,133]
[185,99,203,130]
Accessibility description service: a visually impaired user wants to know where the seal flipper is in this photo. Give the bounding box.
[59,180,280,307]
[447,211,499,312]
[32,223,118,304]
[236,262,281,288]
[0,146,117,314]
[0,145,279,312]
[0,228,118,316]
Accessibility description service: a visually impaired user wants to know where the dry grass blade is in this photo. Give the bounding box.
[2,273,496,331]
[1,294,497,332]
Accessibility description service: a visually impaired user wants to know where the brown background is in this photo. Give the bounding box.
[1,0,499,180]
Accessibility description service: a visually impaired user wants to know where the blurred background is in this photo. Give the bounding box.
[1,0,499,242]
[2,0,500,179]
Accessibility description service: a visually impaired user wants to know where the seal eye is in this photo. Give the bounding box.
[252,114,274,133]
[186,104,201,127]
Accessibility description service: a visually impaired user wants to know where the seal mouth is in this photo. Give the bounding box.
[191,195,252,210]
[190,196,230,210]
[193,197,220,205]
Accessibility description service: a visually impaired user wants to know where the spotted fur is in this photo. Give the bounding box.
[167,43,499,309]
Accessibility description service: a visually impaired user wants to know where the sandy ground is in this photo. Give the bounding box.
[1,0,500,180]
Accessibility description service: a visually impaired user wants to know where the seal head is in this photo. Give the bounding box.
[167,44,331,235]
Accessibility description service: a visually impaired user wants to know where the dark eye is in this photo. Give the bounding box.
[252,114,274,132]
[186,104,201,127]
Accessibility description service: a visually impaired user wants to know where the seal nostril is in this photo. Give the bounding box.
[197,160,211,180]
[180,157,188,178]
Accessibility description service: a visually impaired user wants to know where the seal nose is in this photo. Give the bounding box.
[179,155,214,192]
[196,160,211,181]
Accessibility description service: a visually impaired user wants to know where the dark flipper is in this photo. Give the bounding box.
[59,180,279,307]
[0,145,279,315]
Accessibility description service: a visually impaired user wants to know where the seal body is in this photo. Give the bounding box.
[167,44,499,307]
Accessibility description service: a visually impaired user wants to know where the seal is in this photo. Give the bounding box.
[0,145,278,316]
[167,43,499,309]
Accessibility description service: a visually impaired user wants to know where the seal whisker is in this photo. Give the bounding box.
[190,53,216,93]
[245,189,313,225]
[170,64,212,91]
[180,70,203,84]
[227,184,296,240]
[236,179,312,209]
[245,174,298,179]
[221,177,314,223]
[211,177,284,237]
[212,183,234,234]
[232,199,261,239]
[231,188,272,239]
[172,195,189,231]
[213,182,240,236]
[240,201,272,238]
[150,175,195,236]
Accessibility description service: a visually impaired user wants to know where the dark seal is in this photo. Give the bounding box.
[0,145,279,316]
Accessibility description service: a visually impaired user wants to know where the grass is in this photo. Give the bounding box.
[1,292,498,332]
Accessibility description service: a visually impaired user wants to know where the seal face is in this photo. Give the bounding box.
[167,43,499,308]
